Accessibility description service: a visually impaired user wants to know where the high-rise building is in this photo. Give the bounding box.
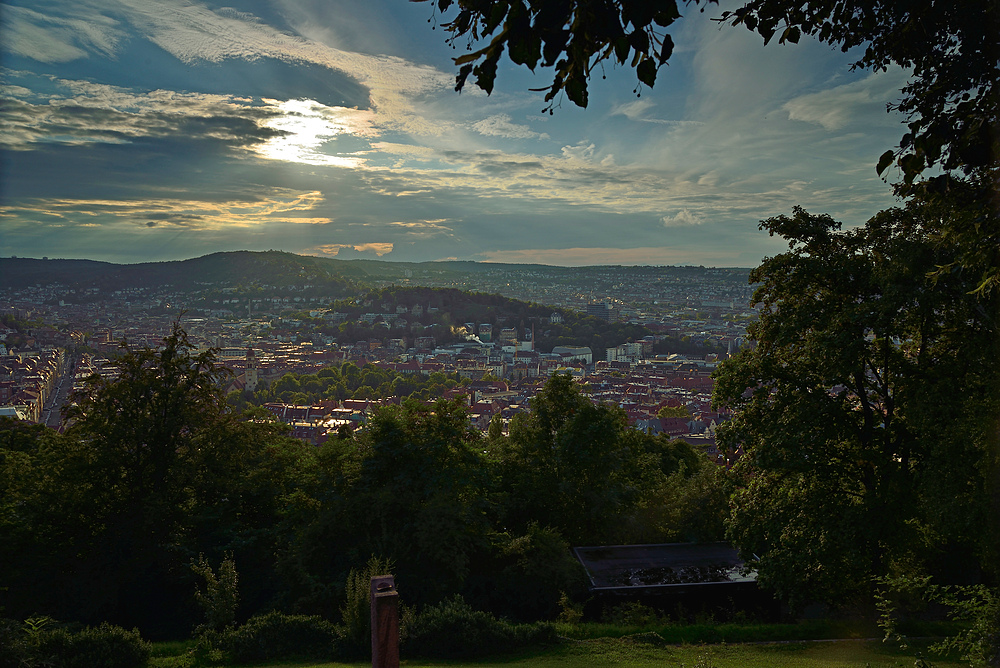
[586,302,611,321]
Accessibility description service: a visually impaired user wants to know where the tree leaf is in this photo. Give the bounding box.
[658,34,674,64]
[637,58,657,87]
[565,76,588,108]
[613,36,629,64]
[780,25,801,44]
[876,150,895,176]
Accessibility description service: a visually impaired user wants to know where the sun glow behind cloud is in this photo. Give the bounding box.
[256,99,377,166]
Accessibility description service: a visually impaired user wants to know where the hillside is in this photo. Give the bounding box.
[299,285,724,358]
[0,251,363,292]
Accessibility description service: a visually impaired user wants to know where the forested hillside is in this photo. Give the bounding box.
[296,285,724,356]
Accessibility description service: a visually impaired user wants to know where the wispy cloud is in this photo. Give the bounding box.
[1,76,285,149]
[111,0,451,135]
[471,113,549,140]
[386,220,454,237]
[783,70,909,130]
[3,0,453,135]
[610,99,703,126]
[2,4,121,63]
[0,189,326,230]
[478,246,752,266]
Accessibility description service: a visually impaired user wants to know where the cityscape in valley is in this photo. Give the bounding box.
[1,251,753,461]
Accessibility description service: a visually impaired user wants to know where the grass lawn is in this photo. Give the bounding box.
[151,634,965,668]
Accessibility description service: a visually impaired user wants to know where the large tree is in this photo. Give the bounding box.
[712,202,1000,607]
[495,373,648,544]
[349,399,492,605]
[0,326,306,635]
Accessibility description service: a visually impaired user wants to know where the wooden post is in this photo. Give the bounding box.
[370,575,399,668]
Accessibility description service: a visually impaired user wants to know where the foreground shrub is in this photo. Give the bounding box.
[470,524,589,622]
[401,595,556,659]
[341,555,394,656]
[603,601,664,627]
[191,553,239,634]
[879,577,1000,668]
[0,619,27,668]
[212,611,340,662]
[12,621,150,668]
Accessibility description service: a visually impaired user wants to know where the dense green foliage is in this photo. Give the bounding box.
[879,576,1000,668]
[191,554,240,633]
[0,327,309,636]
[0,620,150,668]
[204,612,341,663]
[400,595,557,659]
[246,364,466,405]
[713,199,1000,609]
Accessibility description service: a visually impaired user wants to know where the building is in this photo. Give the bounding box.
[586,302,611,321]
[552,345,593,364]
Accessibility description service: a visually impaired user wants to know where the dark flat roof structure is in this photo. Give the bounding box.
[574,542,756,591]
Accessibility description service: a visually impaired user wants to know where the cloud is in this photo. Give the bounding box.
[386,220,453,237]
[0,78,286,149]
[783,70,910,130]
[478,246,751,266]
[353,242,393,255]
[257,98,377,166]
[471,114,549,140]
[560,142,597,162]
[111,0,452,135]
[662,209,705,227]
[610,99,704,126]
[305,242,393,257]
[2,0,453,135]
[1,4,121,63]
[0,188,326,231]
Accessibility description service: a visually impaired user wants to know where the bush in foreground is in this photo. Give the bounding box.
[1,619,150,668]
[208,611,340,663]
[401,595,556,659]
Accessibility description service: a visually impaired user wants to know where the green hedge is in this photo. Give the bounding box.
[0,620,149,668]
[210,611,341,662]
[401,595,557,659]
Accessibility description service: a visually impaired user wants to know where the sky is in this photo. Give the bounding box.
[0,0,911,268]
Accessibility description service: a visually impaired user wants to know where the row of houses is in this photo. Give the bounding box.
[0,348,65,422]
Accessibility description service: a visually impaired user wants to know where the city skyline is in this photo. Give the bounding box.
[2,0,909,267]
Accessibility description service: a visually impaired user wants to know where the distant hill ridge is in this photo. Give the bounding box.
[0,251,366,291]
[0,250,752,292]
